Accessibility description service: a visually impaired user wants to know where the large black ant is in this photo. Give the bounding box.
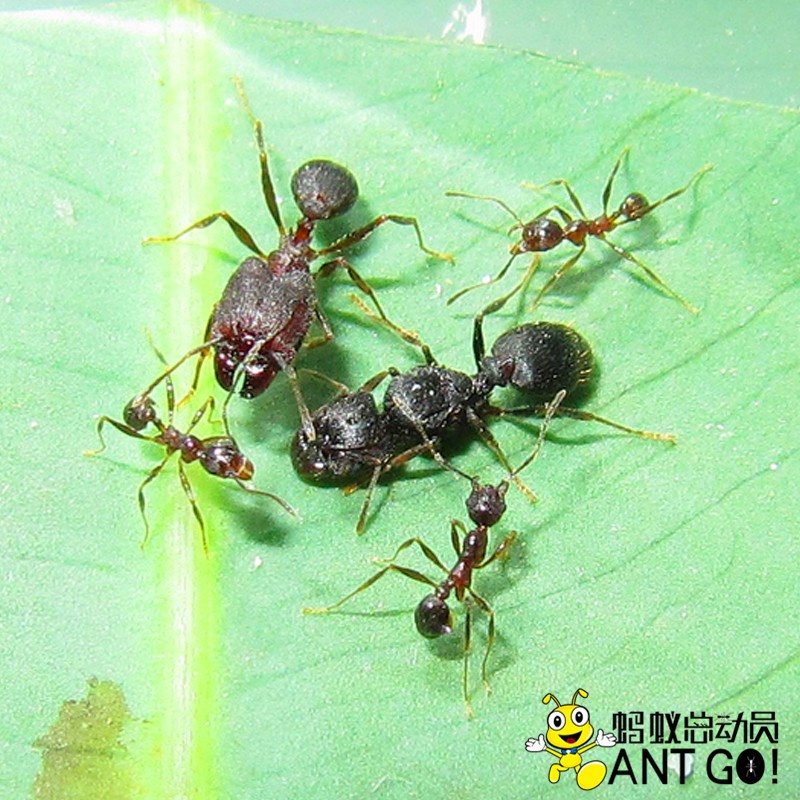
[292,296,673,533]
[138,78,450,435]
[447,150,712,313]
[303,390,564,717]
[86,366,295,553]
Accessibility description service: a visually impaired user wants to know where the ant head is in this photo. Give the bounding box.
[620,192,649,221]
[199,438,253,481]
[290,429,330,482]
[291,159,359,221]
[214,349,277,400]
[514,217,562,254]
[490,322,593,401]
[466,480,508,527]
[123,395,158,431]
[415,594,453,638]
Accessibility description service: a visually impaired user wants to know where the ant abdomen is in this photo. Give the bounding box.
[620,192,649,220]
[199,437,254,481]
[517,217,563,254]
[415,594,453,638]
[487,322,593,401]
[291,159,359,221]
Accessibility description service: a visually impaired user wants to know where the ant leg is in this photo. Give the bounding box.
[346,289,436,365]
[316,254,432,360]
[619,163,714,221]
[298,367,353,396]
[134,338,218,409]
[472,255,542,368]
[282,362,316,441]
[302,562,438,615]
[84,416,156,456]
[598,236,698,314]
[137,453,174,550]
[232,76,286,236]
[445,190,524,226]
[464,408,538,503]
[448,251,519,307]
[177,459,208,554]
[317,215,453,263]
[478,531,519,569]
[233,478,298,518]
[463,606,475,718]
[143,212,265,258]
[493,402,676,442]
[467,589,496,696]
[372,536,451,574]
[522,180,587,219]
[450,519,467,555]
[353,439,446,534]
[355,463,385,536]
[529,245,587,311]
[304,300,335,351]
[601,148,630,214]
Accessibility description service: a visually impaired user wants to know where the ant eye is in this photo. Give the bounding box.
[548,711,566,731]
[291,159,359,220]
[572,706,589,726]
[415,595,452,638]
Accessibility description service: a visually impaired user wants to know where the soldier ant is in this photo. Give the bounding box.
[303,390,564,717]
[86,366,295,553]
[140,78,450,436]
[447,150,712,313]
[292,299,672,533]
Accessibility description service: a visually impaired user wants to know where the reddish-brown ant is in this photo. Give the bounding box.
[447,150,712,313]
[303,390,564,717]
[140,78,449,436]
[86,367,296,553]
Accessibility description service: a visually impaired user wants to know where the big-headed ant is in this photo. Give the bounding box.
[138,78,450,436]
[447,150,711,314]
[86,365,295,553]
[292,295,673,533]
[303,390,564,717]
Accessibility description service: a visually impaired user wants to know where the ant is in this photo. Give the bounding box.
[447,150,712,314]
[292,294,672,533]
[85,365,296,553]
[303,390,565,717]
[139,78,450,436]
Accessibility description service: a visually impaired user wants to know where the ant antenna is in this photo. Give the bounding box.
[232,76,286,237]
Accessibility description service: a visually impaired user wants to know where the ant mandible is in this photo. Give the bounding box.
[447,150,712,314]
[303,390,564,717]
[85,366,296,553]
[139,78,450,436]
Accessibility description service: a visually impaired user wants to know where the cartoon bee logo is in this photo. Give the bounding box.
[525,688,617,791]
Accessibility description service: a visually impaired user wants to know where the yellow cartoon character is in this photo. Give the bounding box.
[525,688,617,791]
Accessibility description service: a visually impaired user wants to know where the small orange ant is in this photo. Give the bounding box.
[86,365,295,553]
[447,150,712,313]
[303,390,564,716]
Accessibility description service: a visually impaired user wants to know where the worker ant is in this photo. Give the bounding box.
[303,390,564,718]
[139,78,449,436]
[447,150,712,313]
[85,364,296,553]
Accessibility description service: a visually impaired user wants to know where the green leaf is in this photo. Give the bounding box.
[2,2,797,797]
